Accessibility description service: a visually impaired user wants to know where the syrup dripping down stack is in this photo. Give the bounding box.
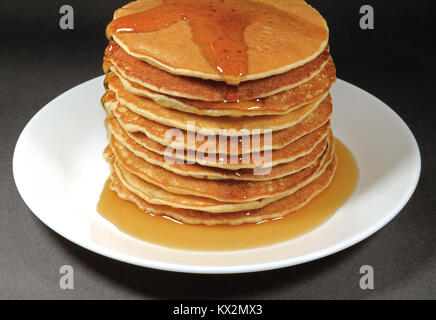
[100,0,337,225]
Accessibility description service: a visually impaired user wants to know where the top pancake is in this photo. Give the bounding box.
[108,0,329,84]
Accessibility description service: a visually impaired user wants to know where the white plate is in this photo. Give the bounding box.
[13,77,421,274]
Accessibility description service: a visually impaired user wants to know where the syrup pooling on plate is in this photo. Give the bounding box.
[106,0,325,85]
[97,139,359,251]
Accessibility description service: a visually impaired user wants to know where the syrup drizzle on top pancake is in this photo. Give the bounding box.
[106,0,323,85]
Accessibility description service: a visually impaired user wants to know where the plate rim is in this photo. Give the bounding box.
[12,77,421,274]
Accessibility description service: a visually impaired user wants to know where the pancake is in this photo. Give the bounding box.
[108,0,329,85]
[109,154,337,225]
[115,114,330,170]
[106,43,330,101]
[104,96,332,154]
[109,141,333,213]
[107,116,331,181]
[109,132,334,202]
[111,58,336,117]
[111,160,283,213]
[127,120,329,170]
[107,75,329,135]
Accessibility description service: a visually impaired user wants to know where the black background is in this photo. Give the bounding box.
[0,0,435,299]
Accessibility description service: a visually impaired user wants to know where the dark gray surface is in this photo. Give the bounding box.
[1,0,435,299]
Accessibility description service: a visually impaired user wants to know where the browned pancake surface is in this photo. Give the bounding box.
[109,131,333,202]
[108,116,331,181]
[108,44,330,101]
[112,58,336,116]
[109,154,337,225]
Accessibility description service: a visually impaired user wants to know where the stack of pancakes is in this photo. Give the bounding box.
[101,0,337,225]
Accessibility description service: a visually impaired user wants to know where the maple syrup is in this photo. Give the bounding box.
[97,139,359,251]
[100,90,116,105]
[105,0,324,85]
